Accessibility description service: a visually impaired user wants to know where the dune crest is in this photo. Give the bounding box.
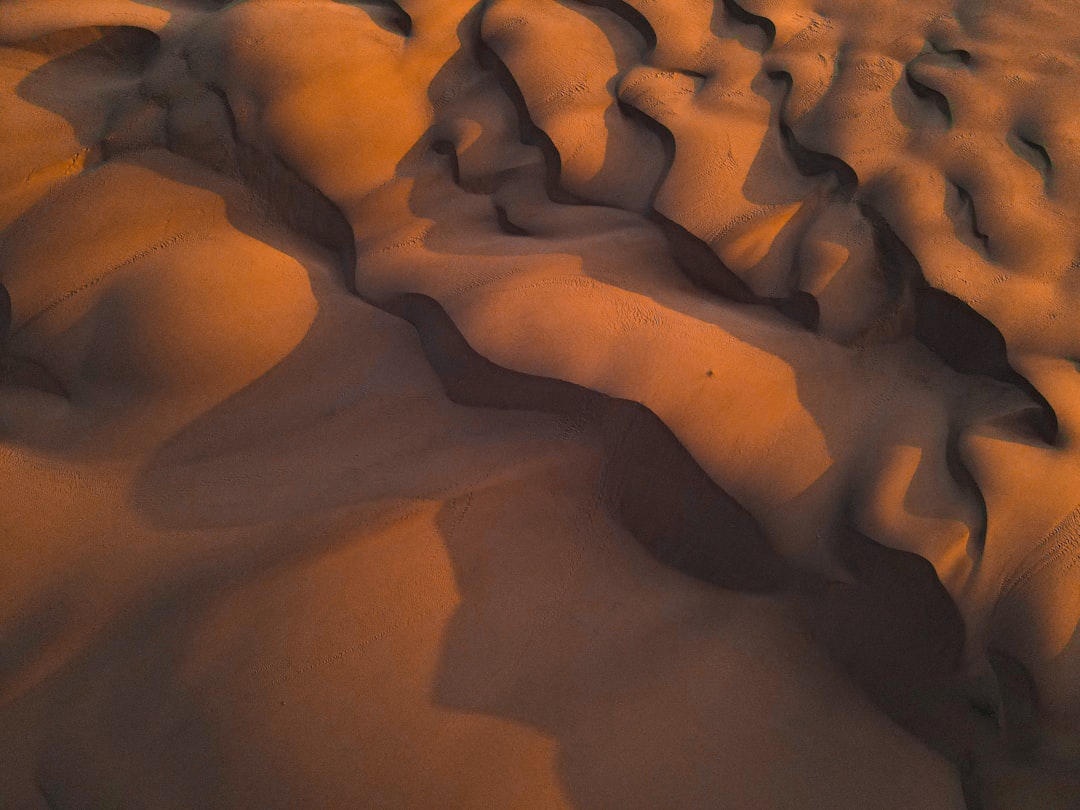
[1,0,1079,807]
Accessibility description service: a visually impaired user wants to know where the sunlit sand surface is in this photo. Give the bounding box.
[1,1,1079,807]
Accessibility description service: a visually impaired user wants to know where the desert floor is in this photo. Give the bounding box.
[1,1,1079,807]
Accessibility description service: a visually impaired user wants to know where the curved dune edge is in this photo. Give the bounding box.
[1,1,1079,807]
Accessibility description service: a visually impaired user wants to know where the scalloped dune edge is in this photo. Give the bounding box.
[0,1,1078,807]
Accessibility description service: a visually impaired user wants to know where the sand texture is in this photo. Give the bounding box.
[1,0,1079,807]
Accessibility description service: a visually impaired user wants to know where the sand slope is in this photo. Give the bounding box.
[1,0,1078,807]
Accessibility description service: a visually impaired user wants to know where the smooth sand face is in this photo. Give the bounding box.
[0,1,1078,807]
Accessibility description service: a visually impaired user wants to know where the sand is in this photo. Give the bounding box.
[0,0,1078,807]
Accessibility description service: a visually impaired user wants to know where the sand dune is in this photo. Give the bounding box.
[1,0,1078,807]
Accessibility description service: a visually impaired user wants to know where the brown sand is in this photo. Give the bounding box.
[1,0,1078,807]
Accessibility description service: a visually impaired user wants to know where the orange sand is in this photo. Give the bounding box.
[1,1,1078,807]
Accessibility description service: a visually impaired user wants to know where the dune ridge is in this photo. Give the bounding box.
[1,0,1079,807]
